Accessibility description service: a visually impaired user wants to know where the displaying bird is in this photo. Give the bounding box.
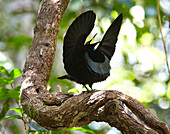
[58,10,123,91]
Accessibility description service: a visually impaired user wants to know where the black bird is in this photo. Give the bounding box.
[58,10,123,91]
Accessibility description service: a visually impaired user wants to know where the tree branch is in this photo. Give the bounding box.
[20,0,170,133]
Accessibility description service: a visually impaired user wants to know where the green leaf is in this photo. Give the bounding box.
[14,86,21,91]
[26,130,37,133]
[9,68,22,79]
[10,108,24,114]
[52,130,63,134]
[0,88,12,100]
[0,115,23,121]
[66,127,95,134]
[0,87,21,101]
[0,66,9,75]
[0,77,14,85]
[0,99,10,119]
[12,86,21,102]
[68,88,79,93]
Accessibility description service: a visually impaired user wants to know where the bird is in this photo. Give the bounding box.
[58,10,123,91]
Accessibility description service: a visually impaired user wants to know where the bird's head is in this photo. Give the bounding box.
[85,33,100,50]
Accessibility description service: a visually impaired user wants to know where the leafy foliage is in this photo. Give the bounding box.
[0,66,9,75]
[0,78,14,85]
[0,66,22,129]
[9,68,22,79]
[0,115,23,121]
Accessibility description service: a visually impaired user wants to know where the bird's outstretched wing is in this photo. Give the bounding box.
[97,13,123,60]
[63,10,96,69]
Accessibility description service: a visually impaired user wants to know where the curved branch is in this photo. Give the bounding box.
[20,0,170,133]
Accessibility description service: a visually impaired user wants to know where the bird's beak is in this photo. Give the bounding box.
[93,41,100,47]
[90,33,98,44]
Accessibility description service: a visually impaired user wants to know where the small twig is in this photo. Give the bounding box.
[18,104,27,132]
[11,83,27,131]
[21,113,27,132]
[10,83,14,90]
[156,0,170,77]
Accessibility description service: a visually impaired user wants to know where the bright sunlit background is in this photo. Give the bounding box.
[0,0,170,134]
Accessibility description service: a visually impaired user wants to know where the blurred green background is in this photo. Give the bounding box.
[0,0,170,133]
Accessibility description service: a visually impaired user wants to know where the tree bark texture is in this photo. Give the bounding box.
[20,0,170,133]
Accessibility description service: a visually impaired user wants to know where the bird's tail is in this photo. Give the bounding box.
[58,75,69,79]
[58,75,74,81]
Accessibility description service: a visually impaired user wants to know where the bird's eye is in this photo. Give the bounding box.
[86,41,90,45]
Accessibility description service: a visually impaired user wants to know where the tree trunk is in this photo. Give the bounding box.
[20,0,170,133]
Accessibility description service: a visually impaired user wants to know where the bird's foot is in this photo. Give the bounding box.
[83,88,96,93]
[82,84,96,93]
[91,88,96,91]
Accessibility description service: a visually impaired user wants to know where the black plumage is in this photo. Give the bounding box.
[58,10,123,91]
